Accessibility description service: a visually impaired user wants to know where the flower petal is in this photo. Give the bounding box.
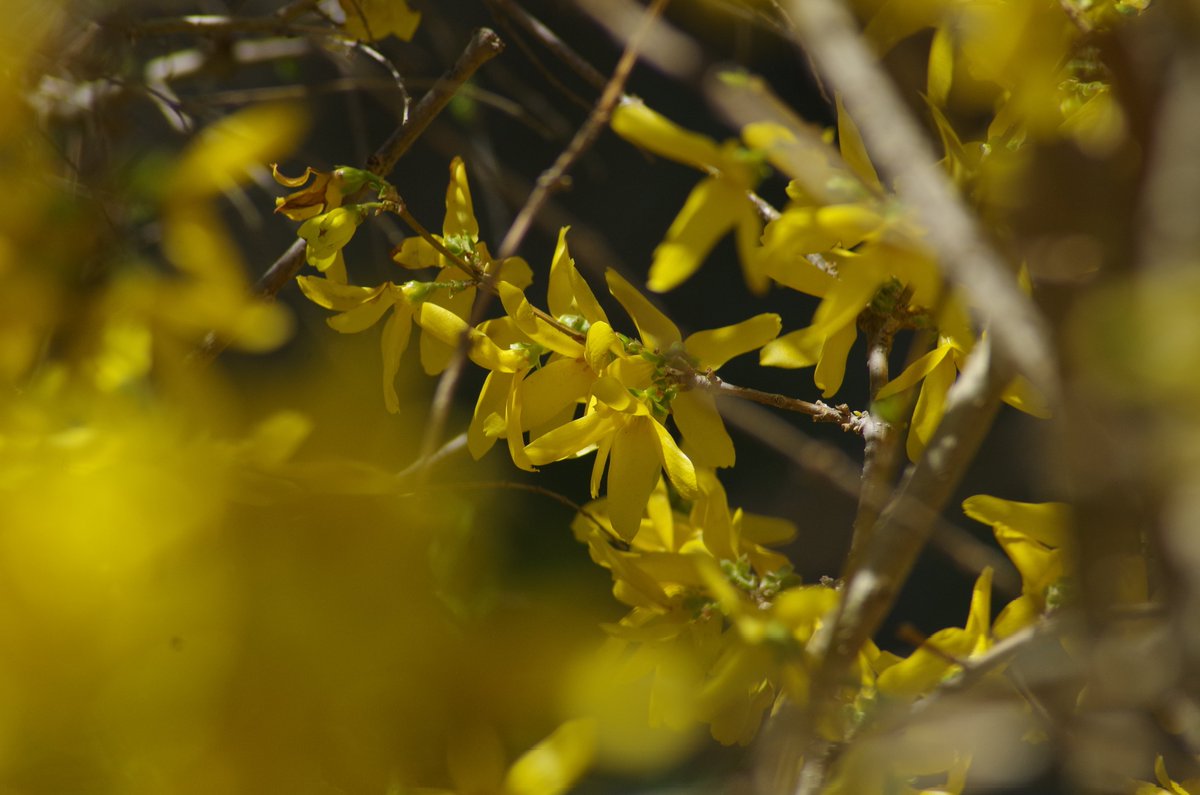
[608,418,665,540]
[520,358,594,430]
[685,313,781,370]
[647,177,745,293]
[671,389,734,468]
[295,275,385,312]
[525,410,614,465]
[906,347,957,461]
[469,371,514,459]
[444,155,478,238]
[548,227,608,324]
[605,269,681,351]
[380,302,413,413]
[610,98,724,172]
[650,418,698,499]
[814,320,857,397]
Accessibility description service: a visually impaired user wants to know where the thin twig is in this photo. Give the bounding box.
[484,0,608,92]
[496,0,671,261]
[692,371,862,431]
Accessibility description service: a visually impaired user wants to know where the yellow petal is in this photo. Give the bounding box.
[927,25,955,107]
[684,313,781,370]
[671,389,734,468]
[1001,374,1052,418]
[295,275,385,312]
[906,349,957,461]
[759,326,822,369]
[327,292,394,333]
[390,236,439,269]
[503,719,596,795]
[610,98,724,172]
[525,411,615,465]
[605,269,681,351]
[585,321,619,373]
[647,177,749,293]
[876,344,955,401]
[962,496,1072,550]
[836,95,882,192]
[650,418,698,499]
[469,371,515,459]
[608,418,665,540]
[415,302,526,373]
[814,320,857,398]
[548,226,608,324]
[339,0,421,42]
[498,281,583,358]
[520,358,595,430]
[380,302,414,413]
[506,373,537,472]
[443,155,479,238]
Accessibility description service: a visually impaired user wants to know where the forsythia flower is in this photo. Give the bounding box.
[525,372,699,541]
[962,495,1078,639]
[605,269,781,468]
[393,156,533,374]
[569,475,838,745]
[1132,756,1200,795]
[298,205,365,274]
[610,98,768,293]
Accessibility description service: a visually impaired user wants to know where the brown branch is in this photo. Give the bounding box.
[691,371,862,431]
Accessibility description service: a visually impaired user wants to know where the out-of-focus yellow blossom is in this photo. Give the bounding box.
[605,269,780,467]
[1133,756,1200,795]
[414,719,596,795]
[961,496,1091,639]
[393,156,533,374]
[148,104,307,353]
[610,98,768,293]
[568,477,838,745]
[338,0,421,42]
[876,568,993,699]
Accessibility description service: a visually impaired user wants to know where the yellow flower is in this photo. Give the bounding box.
[392,157,532,374]
[962,495,1080,639]
[876,567,993,699]
[467,227,613,464]
[338,0,421,42]
[1133,756,1200,795]
[610,98,767,293]
[605,269,780,467]
[298,205,365,274]
[297,275,526,413]
[525,374,698,541]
